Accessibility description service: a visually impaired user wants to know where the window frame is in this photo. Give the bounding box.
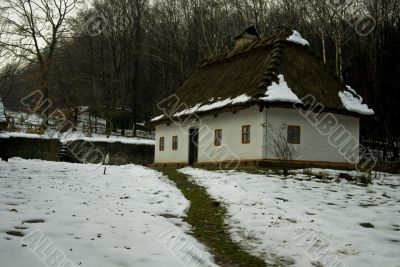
[242,125,251,144]
[159,137,165,151]
[214,129,222,146]
[172,135,178,150]
[287,125,301,144]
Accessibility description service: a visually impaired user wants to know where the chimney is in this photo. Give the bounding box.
[233,26,260,49]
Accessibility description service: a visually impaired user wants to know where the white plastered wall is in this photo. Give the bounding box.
[154,106,360,164]
[265,108,360,163]
[154,106,265,163]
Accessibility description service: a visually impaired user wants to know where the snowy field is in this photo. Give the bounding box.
[0,159,216,267]
[181,168,400,267]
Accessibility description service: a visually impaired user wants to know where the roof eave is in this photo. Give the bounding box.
[147,99,369,127]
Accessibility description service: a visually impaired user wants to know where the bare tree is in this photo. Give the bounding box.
[0,0,79,126]
[0,15,19,100]
[0,62,21,100]
[268,124,299,174]
[268,124,299,160]
[0,18,21,119]
[123,0,149,137]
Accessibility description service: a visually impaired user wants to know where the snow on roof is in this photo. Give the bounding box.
[151,94,252,121]
[176,94,251,117]
[151,114,165,122]
[339,85,374,115]
[287,30,310,46]
[150,76,304,121]
[0,97,6,123]
[260,74,303,104]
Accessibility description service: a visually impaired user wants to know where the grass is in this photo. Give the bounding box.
[22,219,45,224]
[359,222,375,228]
[6,230,24,237]
[158,168,268,267]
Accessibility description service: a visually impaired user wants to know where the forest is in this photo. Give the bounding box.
[0,0,399,161]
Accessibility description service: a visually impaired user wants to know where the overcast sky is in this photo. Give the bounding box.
[0,0,94,68]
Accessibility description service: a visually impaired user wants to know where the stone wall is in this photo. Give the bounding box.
[0,137,60,161]
[0,136,154,166]
[65,140,154,166]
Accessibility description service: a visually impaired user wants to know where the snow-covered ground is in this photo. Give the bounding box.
[180,167,400,267]
[0,159,217,267]
[4,109,107,133]
[3,109,154,139]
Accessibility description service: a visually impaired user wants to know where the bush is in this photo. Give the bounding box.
[356,172,372,185]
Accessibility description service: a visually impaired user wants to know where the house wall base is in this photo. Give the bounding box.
[257,159,355,170]
[149,159,355,171]
[150,162,189,168]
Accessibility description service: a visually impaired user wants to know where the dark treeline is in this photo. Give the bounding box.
[1,0,399,156]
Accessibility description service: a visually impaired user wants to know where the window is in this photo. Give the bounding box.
[159,137,165,151]
[242,125,251,144]
[172,136,178,150]
[287,125,301,144]
[214,129,222,146]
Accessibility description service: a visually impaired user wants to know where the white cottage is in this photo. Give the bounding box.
[149,28,374,169]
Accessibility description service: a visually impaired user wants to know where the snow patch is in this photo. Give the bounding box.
[6,111,44,126]
[0,97,6,123]
[67,135,154,145]
[260,74,302,104]
[287,30,310,46]
[0,132,51,139]
[339,85,374,115]
[59,132,155,145]
[0,131,154,145]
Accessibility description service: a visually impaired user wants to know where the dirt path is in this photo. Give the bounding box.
[159,168,268,267]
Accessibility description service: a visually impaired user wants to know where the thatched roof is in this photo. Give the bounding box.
[151,29,372,124]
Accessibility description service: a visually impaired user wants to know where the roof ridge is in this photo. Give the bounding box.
[201,29,292,67]
[254,39,286,98]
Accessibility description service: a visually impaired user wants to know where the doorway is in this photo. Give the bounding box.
[189,128,199,165]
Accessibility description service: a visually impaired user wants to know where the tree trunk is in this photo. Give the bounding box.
[132,59,139,138]
[41,68,50,130]
[321,30,327,64]
[338,44,343,80]
[334,31,344,80]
